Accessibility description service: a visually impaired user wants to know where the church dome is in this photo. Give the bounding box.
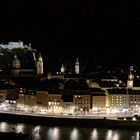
[12,55,20,69]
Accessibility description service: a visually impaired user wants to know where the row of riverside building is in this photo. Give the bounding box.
[0,79,140,115]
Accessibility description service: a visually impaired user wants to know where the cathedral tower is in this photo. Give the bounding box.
[127,66,134,89]
[36,53,43,75]
[60,64,65,74]
[12,55,20,76]
[75,57,79,74]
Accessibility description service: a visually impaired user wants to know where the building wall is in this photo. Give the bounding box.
[129,94,140,113]
[109,94,129,112]
[47,94,62,114]
[61,102,74,114]
[36,91,48,113]
[92,95,106,112]
[73,95,90,114]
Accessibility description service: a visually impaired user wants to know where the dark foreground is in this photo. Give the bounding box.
[0,132,29,140]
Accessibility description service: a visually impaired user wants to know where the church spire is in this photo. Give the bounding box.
[36,52,43,75]
[60,64,65,74]
[127,66,134,89]
[75,57,79,74]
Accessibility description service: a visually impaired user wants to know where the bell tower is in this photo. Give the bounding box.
[127,66,134,89]
[75,57,79,74]
[36,53,43,75]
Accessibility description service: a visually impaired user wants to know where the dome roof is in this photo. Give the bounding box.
[12,55,20,68]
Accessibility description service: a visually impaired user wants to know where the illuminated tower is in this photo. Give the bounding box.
[12,55,20,76]
[36,53,43,75]
[127,67,134,89]
[75,57,79,74]
[33,51,37,67]
[12,55,20,69]
[60,64,65,74]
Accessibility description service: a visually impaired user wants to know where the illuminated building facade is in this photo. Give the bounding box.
[24,89,37,112]
[128,90,140,114]
[16,88,26,111]
[73,95,90,114]
[36,90,48,113]
[47,93,62,114]
[92,93,106,112]
[108,89,129,113]
[61,102,74,114]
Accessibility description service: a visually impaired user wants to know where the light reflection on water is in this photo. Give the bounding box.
[90,128,98,140]
[0,122,8,132]
[70,128,79,140]
[47,127,60,140]
[0,122,139,140]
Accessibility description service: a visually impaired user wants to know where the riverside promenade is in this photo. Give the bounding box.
[0,110,137,127]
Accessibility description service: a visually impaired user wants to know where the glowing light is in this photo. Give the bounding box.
[70,128,79,140]
[132,117,136,121]
[106,130,113,140]
[0,122,8,132]
[136,131,140,140]
[113,132,119,140]
[47,127,60,140]
[16,123,25,133]
[90,128,98,140]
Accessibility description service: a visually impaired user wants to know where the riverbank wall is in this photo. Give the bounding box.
[0,112,140,128]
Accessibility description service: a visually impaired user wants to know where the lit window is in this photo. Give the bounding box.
[13,101,16,104]
[5,100,9,103]
[48,102,51,105]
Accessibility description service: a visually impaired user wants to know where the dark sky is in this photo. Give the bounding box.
[0,0,140,66]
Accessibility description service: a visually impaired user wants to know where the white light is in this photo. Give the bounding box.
[132,117,136,121]
[32,125,41,140]
[34,125,40,132]
[47,127,60,140]
[106,130,113,140]
[90,128,98,140]
[113,132,119,140]
[136,131,140,140]
[0,122,8,132]
[124,118,126,120]
[70,128,79,140]
[16,123,25,133]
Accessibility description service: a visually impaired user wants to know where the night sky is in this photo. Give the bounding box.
[0,0,140,66]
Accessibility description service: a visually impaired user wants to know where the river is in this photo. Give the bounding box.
[0,121,139,140]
